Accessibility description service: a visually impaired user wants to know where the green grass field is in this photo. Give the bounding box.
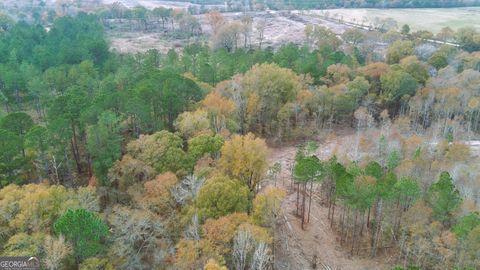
[311,7,480,33]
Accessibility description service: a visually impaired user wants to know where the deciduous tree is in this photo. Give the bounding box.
[126,130,191,176]
[252,187,286,227]
[386,40,414,64]
[196,175,250,220]
[218,133,268,191]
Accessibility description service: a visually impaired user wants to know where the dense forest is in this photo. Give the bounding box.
[0,5,480,270]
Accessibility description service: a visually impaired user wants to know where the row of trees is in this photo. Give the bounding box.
[184,0,480,11]
[248,0,480,10]
[98,4,202,36]
[383,22,480,53]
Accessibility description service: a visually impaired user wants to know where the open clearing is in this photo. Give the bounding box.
[106,31,194,54]
[105,6,477,53]
[308,7,480,33]
[106,11,354,53]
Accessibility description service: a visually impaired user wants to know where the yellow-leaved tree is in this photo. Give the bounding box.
[252,187,287,227]
[218,133,269,191]
[204,259,227,270]
[241,63,302,136]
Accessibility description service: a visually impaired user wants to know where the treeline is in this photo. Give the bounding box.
[250,0,480,10]
[147,0,480,10]
[98,5,202,36]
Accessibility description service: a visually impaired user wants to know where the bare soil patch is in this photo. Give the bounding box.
[106,31,190,53]
[106,11,354,53]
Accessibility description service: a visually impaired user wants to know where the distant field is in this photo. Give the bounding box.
[309,7,480,33]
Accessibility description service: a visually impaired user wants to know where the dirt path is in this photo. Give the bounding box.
[268,132,393,270]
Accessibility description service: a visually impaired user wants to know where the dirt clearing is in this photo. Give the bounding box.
[106,11,354,53]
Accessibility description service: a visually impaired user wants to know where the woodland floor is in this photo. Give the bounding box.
[267,130,394,270]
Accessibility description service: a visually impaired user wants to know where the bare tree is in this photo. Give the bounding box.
[233,229,254,270]
[206,10,225,34]
[251,242,271,270]
[211,21,242,51]
[109,206,166,269]
[171,175,205,205]
[44,235,72,270]
[241,15,253,48]
[184,213,201,241]
[256,20,266,49]
[233,228,272,270]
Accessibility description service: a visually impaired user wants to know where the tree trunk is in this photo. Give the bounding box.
[327,188,332,218]
[326,189,332,219]
[87,153,93,178]
[393,198,401,241]
[63,148,72,182]
[367,207,371,228]
[70,138,81,175]
[340,206,347,245]
[15,88,23,110]
[35,96,43,120]
[351,210,358,255]
[307,181,313,223]
[371,199,383,258]
[360,211,365,236]
[301,183,307,230]
[331,201,335,228]
[4,102,10,113]
[296,183,300,216]
[70,122,82,174]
